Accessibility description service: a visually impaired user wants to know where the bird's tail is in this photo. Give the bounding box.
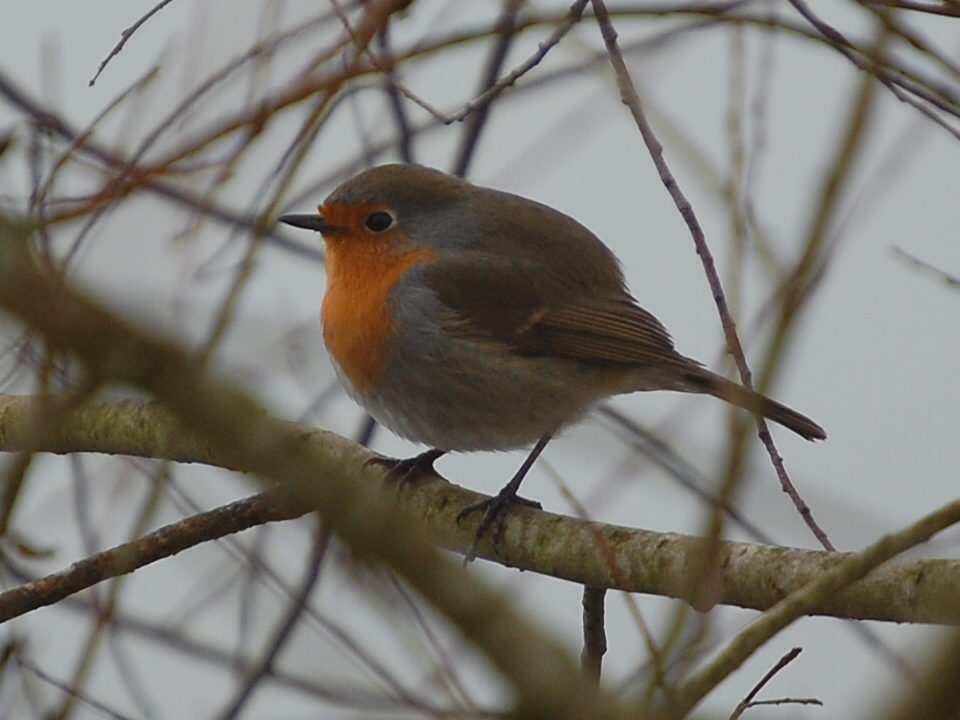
[680,368,826,441]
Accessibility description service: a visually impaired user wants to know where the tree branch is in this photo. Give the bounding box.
[0,393,957,626]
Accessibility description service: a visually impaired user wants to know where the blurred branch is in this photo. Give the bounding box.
[372,0,591,128]
[452,0,525,177]
[215,526,331,720]
[0,70,323,261]
[670,494,960,716]
[785,0,960,140]
[0,219,619,720]
[858,0,960,17]
[5,3,957,238]
[5,587,451,711]
[377,23,417,163]
[0,393,959,626]
[884,629,960,720]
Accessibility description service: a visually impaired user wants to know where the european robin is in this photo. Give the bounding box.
[280,164,825,554]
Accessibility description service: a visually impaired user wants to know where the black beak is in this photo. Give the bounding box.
[278,213,337,233]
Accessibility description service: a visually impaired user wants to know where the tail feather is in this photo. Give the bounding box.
[681,368,826,441]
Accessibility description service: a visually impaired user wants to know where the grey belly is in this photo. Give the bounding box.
[346,335,624,452]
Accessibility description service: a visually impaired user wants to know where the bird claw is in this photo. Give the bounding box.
[458,490,541,563]
[367,448,446,488]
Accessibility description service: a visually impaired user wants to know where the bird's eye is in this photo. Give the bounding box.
[365,211,395,232]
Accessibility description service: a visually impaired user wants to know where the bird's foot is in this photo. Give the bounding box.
[457,486,541,563]
[367,448,446,487]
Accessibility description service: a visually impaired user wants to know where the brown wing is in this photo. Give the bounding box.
[422,253,690,369]
[530,296,684,365]
[422,252,827,441]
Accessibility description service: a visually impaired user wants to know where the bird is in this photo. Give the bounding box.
[279,163,825,556]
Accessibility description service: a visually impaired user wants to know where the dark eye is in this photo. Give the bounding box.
[365,211,394,232]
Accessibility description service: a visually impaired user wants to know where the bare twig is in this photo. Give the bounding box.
[216,527,331,720]
[20,660,134,720]
[859,0,960,17]
[443,0,590,125]
[89,0,178,86]
[892,247,960,290]
[728,647,819,719]
[0,70,322,260]
[377,23,416,163]
[589,0,833,553]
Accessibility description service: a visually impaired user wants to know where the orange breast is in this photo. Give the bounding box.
[321,236,432,394]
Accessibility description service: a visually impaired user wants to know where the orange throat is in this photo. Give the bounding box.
[321,237,432,394]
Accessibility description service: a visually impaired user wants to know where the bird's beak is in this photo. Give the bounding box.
[278,213,338,234]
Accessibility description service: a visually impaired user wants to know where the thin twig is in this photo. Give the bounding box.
[445,0,590,124]
[216,528,331,720]
[728,647,808,719]
[0,70,322,260]
[589,0,833,551]
[20,660,133,720]
[892,247,960,290]
[89,0,178,86]
[596,406,772,543]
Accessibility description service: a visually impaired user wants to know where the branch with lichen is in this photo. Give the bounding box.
[0,391,958,627]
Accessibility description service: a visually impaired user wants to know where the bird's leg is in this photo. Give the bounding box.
[367,448,447,487]
[458,434,551,562]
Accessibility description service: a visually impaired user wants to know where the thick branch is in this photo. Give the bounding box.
[0,394,957,626]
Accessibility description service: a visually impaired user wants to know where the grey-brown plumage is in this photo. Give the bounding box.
[282,163,826,450]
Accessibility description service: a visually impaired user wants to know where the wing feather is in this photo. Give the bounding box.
[422,254,692,369]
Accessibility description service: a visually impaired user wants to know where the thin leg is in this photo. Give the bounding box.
[458,434,552,562]
[367,448,447,486]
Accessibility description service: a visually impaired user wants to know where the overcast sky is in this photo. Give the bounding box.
[1,3,959,718]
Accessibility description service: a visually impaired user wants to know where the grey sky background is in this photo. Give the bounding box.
[1,2,958,718]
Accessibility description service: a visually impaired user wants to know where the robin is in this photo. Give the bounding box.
[280,163,825,556]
